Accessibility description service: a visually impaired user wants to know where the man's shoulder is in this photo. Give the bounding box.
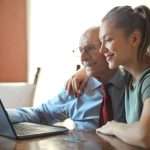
[110,69,127,88]
[85,76,101,91]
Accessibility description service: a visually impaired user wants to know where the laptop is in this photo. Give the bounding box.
[0,99,68,139]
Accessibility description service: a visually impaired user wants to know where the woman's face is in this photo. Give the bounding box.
[99,20,138,69]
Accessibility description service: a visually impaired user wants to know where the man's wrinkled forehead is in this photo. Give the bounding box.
[79,30,100,48]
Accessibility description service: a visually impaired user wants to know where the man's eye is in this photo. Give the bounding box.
[79,45,97,53]
[79,48,82,53]
[86,46,96,51]
[105,38,112,42]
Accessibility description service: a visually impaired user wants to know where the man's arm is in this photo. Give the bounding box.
[7,89,71,125]
[96,99,150,148]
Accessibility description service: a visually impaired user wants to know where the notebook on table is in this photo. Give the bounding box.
[0,99,68,139]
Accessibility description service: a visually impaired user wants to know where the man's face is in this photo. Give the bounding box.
[79,30,109,78]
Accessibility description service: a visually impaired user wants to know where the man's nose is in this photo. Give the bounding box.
[80,50,89,62]
[99,43,106,54]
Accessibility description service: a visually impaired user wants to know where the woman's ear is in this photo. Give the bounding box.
[129,30,142,48]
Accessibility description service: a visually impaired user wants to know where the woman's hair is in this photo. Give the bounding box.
[102,5,150,62]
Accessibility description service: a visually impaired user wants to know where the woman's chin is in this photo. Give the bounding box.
[108,62,117,69]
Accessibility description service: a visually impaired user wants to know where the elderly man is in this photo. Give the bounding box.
[7,26,125,130]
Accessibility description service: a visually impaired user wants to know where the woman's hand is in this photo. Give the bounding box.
[65,68,88,97]
[96,121,117,135]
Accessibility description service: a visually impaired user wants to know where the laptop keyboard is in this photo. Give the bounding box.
[13,122,64,136]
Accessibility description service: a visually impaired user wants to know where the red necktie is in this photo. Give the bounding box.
[99,84,113,126]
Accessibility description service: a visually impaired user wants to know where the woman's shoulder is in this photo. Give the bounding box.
[139,68,150,83]
[138,68,150,94]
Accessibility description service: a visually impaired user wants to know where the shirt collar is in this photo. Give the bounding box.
[86,77,102,91]
[86,69,125,91]
[108,69,125,89]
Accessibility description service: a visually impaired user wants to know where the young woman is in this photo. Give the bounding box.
[96,5,150,148]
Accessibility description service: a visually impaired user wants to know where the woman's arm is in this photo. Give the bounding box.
[96,99,150,148]
[97,132,142,150]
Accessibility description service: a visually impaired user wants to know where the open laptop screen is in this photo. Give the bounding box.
[0,99,68,139]
[0,100,16,138]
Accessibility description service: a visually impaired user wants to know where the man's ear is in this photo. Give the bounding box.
[129,30,141,48]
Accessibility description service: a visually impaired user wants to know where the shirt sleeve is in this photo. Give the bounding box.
[141,75,150,102]
[7,88,72,125]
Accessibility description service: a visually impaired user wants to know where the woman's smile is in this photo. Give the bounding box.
[104,52,114,63]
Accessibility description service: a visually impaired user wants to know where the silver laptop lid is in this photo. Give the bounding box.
[0,99,16,138]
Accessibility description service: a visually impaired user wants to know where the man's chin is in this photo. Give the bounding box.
[85,68,93,76]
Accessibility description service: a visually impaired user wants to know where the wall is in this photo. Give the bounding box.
[28,0,150,105]
[0,0,27,82]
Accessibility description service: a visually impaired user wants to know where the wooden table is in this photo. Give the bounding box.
[0,130,148,150]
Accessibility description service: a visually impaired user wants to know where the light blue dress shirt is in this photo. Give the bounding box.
[7,71,125,130]
[8,77,102,130]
